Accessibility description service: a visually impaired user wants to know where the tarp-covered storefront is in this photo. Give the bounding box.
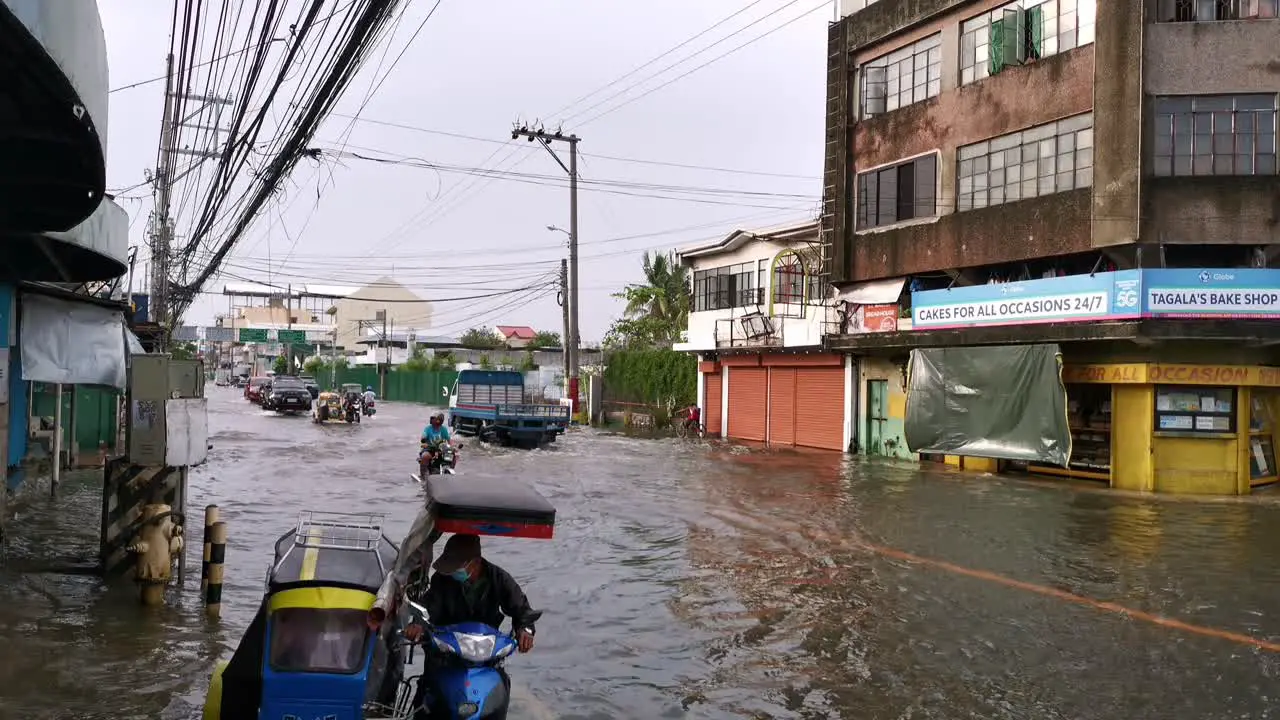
[904,344,1070,466]
[20,292,127,388]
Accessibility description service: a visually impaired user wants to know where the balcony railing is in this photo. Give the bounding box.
[714,313,782,348]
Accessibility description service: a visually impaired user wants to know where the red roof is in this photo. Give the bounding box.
[496,325,537,339]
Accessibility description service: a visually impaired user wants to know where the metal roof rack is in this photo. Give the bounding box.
[293,510,387,553]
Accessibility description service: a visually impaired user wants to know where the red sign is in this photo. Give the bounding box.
[858,304,899,333]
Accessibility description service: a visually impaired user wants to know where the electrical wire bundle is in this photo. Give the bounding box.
[155,0,410,324]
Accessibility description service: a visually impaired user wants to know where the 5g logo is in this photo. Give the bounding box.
[1114,289,1139,308]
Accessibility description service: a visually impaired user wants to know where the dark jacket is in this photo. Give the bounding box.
[422,560,538,634]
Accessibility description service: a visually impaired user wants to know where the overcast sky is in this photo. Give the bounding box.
[101,0,830,341]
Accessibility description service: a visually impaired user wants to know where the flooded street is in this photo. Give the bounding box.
[3,390,1280,718]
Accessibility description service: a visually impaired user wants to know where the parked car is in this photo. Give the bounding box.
[262,376,313,414]
[245,376,270,403]
[298,375,320,399]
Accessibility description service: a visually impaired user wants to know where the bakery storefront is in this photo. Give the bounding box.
[1026,363,1280,495]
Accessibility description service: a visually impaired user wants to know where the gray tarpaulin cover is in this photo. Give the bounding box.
[904,344,1070,466]
[21,294,127,388]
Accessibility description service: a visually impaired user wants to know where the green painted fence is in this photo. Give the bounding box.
[319,368,457,407]
[30,383,120,452]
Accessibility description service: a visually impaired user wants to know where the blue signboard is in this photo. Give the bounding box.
[1143,268,1280,319]
[911,270,1142,330]
[0,282,12,347]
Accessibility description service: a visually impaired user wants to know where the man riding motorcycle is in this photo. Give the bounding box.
[419,413,454,471]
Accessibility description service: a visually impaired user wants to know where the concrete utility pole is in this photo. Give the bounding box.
[148,52,233,335]
[513,123,580,414]
[559,258,570,392]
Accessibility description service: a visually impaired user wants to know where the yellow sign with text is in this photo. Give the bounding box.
[1062,363,1280,387]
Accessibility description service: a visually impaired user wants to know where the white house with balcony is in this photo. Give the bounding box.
[673,220,857,454]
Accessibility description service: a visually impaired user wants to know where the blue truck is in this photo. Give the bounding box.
[446,369,570,448]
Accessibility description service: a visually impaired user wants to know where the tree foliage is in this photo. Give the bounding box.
[606,251,690,349]
[402,345,430,371]
[529,330,561,349]
[460,327,502,349]
[170,342,198,360]
[603,349,696,411]
[303,356,326,375]
[272,355,289,375]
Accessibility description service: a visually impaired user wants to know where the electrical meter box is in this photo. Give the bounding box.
[127,355,206,465]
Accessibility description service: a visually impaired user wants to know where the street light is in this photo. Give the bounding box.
[546,225,569,236]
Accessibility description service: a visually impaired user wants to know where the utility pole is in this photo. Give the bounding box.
[559,258,570,395]
[285,284,293,373]
[382,313,389,399]
[512,123,580,414]
[148,50,234,334]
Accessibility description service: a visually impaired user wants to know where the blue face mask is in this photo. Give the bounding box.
[449,568,470,583]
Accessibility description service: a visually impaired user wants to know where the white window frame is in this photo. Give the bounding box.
[959,0,1097,87]
[956,113,1094,211]
[860,34,942,118]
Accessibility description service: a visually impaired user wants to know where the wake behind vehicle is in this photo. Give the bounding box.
[202,476,556,720]
[446,370,569,449]
[262,376,313,415]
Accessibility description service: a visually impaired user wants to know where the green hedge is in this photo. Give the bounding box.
[603,349,695,410]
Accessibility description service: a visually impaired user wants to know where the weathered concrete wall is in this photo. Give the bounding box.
[1089,0,1143,248]
[1145,20,1280,94]
[853,48,1094,171]
[849,189,1092,281]
[1144,177,1280,246]
[845,0,973,51]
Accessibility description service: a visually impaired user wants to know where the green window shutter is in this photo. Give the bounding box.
[989,19,1005,75]
[1026,5,1044,59]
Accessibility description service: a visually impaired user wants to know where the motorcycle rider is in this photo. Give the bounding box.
[681,404,702,434]
[419,412,454,470]
[363,385,377,408]
[403,534,538,717]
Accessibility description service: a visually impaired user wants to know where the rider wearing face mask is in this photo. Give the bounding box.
[404,534,538,654]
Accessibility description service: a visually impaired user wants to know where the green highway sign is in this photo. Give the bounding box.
[238,328,268,343]
[277,329,307,344]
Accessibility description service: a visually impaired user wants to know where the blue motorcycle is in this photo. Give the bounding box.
[406,600,541,719]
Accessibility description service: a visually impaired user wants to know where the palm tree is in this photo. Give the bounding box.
[612,251,690,346]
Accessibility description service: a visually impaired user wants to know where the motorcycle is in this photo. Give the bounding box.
[419,443,459,476]
[342,393,362,423]
[406,600,540,720]
[363,397,377,416]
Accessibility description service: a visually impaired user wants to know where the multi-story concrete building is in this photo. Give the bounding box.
[821,0,1280,493]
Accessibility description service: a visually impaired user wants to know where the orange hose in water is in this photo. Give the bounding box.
[858,541,1280,654]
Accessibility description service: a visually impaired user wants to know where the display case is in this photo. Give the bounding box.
[1153,386,1236,435]
[1027,383,1111,481]
[1249,391,1277,485]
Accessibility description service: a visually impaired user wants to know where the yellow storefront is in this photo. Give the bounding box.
[1024,363,1280,495]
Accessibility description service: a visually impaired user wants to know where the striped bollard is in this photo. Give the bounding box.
[206,521,227,619]
[200,505,219,595]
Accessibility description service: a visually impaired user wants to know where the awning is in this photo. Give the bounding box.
[837,277,906,305]
[20,292,126,388]
[125,328,145,355]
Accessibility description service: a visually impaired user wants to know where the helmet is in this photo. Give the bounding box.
[366,386,373,391]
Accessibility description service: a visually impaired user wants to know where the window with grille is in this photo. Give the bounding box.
[856,154,938,230]
[860,34,942,117]
[1153,94,1278,177]
[772,254,806,304]
[960,0,1096,86]
[1156,0,1278,21]
[957,113,1093,211]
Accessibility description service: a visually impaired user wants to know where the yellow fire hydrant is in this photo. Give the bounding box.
[127,503,184,606]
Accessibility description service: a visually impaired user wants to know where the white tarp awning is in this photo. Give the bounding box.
[837,277,907,305]
[126,327,145,355]
[21,293,127,388]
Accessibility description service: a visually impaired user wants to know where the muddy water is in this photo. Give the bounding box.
[1,390,1279,719]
